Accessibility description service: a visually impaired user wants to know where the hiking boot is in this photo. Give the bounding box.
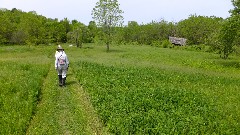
[58,75,62,86]
[62,77,66,87]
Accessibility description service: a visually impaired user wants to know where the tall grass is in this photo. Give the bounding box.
[71,44,240,134]
[74,62,239,134]
[26,67,92,135]
[0,45,51,134]
[1,45,103,134]
[1,44,240,134]
[0,62,50,134]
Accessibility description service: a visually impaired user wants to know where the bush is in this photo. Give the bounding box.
[232,45,240,56]
[161,40,171,48]
[151,40,161,47]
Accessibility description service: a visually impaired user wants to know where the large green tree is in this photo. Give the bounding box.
[217,0,240,59]
[0,9,16,44]
[177,15,223,45]
[67,20,87,48]
[231,0,240,15]
[92,0,124,51]
[87,21,98,43]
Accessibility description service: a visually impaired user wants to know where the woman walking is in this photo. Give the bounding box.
[55,45,69,87]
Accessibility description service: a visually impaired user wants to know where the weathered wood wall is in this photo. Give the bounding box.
[169,36,187,46]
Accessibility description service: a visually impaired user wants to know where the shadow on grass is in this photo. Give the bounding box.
[106,49,126,53]
[66,80,77,85]
[83,46,94,49]
[67,73,73,76]
[215,60,240,68]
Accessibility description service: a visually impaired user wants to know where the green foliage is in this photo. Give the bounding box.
[0,9,94,45]
[67,21,87,48]
[0,45,52,134]
[214,0,240,59]
[92,0,124,28]
[1,44,240,134]
[27,66,91,135]
[230,0,240,16]
[151,40,161,47]
[183,44,209,52]
[177,15,223,45]
[123,20,174,46]
[74,62,237,134]
[87,21,98,43]
[161,39,172,48]
[218,16,240,59]
[123,21,140,44]
[0,45,97,134]
[151,39,171,48]
[0,62,49,134]
[92,0,124,51]
[0,9,16,44]
[0,6,237,56]
[70,44,240,134]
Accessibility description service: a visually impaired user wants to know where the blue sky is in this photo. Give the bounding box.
[0,0,234,25]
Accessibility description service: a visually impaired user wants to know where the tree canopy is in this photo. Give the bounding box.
[92,0,124,51]
[217,0,240,58]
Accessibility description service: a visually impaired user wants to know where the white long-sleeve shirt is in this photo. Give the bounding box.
[55,51,69,69]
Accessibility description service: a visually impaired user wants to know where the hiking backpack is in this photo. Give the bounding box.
[58,55,66,65]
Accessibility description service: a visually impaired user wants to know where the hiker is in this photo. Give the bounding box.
[55,45,64,58]
[55,45,69,87]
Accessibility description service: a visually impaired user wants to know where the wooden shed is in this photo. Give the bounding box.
[169,36,187,46]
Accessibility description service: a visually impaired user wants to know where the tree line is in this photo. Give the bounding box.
[0,8,224,46]
[0,0,239,58]
[0,8,97,47]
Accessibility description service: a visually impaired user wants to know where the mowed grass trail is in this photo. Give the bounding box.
[26,65,104,135]
[0,45,105,135]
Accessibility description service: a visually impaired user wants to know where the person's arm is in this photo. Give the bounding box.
[65,55,69,67]
[55,55,58,69]
[55,51,58,58]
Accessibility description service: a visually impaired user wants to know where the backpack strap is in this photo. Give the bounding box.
[57,53,63,66]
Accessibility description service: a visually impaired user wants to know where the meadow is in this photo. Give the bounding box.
[0,46,52,134]
[71,44,240,134]
[0,44,240,134]
[0,45,102,135]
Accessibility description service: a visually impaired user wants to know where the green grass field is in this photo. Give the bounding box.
[0,44,240,134]
[0,45,103,135]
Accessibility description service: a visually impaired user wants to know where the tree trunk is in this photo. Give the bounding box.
[106,43,109,52]
[106,31,110,52]
[76,39,79,48]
